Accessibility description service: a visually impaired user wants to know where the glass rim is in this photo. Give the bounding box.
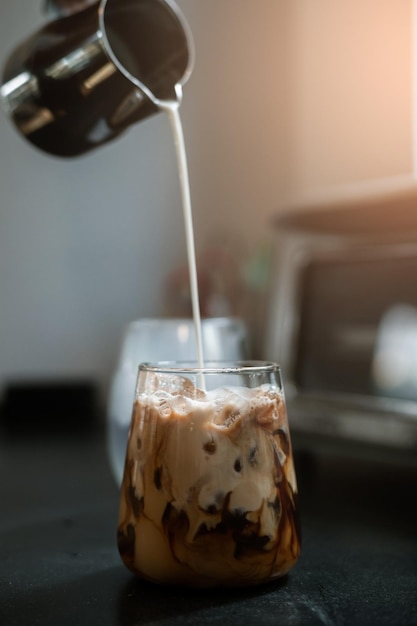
[139,360,281,375]
[126,316,245,329]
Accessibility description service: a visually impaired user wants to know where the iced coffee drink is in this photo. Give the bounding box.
[117,362,301,588]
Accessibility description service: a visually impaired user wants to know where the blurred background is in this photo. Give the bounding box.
[0,0,413,417]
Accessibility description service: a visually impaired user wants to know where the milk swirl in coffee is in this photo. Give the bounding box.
[118,369,301,587]
[117,60,300,589]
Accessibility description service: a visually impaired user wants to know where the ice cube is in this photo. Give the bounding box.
[170,393,192,416]
[156,373,204,399]
[212,390,250,430]
[151,390,173,418]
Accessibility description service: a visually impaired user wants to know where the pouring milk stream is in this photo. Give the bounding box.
[103,0,206,371]
[162,102,205,372]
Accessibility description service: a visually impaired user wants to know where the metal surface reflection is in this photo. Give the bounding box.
[1,0,193,157]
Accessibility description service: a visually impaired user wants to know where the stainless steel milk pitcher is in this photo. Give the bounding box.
[0,0,194,157]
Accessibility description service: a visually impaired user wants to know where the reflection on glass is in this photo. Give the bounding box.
[372,304,417,400]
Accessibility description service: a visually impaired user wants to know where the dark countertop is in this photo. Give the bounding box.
[0,432,416,626]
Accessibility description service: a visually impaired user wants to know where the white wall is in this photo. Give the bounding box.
[0,0,412,399]
[282,0,412,201]
[178,0,412,216]
[176,0,288,247]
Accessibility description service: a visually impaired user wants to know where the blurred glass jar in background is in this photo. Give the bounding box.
[107,317,249,483]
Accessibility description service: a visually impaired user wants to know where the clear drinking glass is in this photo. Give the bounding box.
[117,361,301,588]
